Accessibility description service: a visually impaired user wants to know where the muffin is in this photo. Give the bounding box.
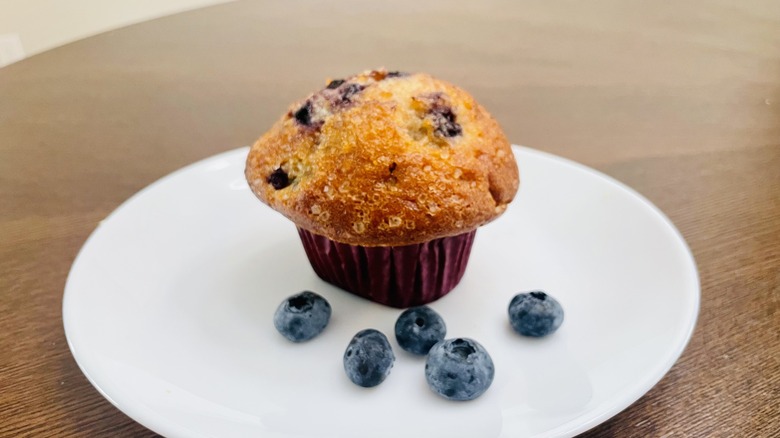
[245,68,518,307]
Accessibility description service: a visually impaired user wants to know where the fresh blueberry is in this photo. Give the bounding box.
[394,306,446,355]
[425,338,495,401]
[508,291,564,337]
[267,167,290,190]
[273,291,331,342]
[343,329,395,387]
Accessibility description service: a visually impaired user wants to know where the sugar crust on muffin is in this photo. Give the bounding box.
[245,68,519,246]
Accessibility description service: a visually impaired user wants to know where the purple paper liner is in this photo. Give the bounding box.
[297,228,476,308]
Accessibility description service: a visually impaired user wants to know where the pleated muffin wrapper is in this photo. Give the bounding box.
[297,228,476,308]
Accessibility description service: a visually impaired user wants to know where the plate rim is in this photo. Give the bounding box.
[63,145,700,438]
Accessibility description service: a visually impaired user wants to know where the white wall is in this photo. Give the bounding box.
[0,0,234,66]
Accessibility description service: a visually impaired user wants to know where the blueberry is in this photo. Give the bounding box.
[338,83,365,105]
[266,167,290,190]
[431,105,462,137]
[508,291,564,337]
[425,338,495,401]
[433,108,463,137]
[293,101,313,126]
[273,291,331,342]
[394,306,446,355]
[386,71,408,78]
[326,79,345,89]
[418,93,462,138]
[343,329,395,387]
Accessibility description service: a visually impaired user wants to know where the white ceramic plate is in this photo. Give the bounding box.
[64,146,699,438]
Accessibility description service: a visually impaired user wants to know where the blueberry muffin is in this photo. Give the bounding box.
[246,68,518,307]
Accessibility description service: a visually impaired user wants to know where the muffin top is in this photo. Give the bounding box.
[245,68,519,246]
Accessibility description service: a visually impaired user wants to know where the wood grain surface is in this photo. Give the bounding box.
[1,0,778,436]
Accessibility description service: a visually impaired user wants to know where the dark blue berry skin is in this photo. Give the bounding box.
[326,79,345,89]
[394,306,446,355]
[431,105,461,137]
[337,83,365,105]
[267,167,290,190]
[343,329,395,388]
[425,338,495,401]
[273,291,331,342]
[293,101,313,126]
[508,291,564,337]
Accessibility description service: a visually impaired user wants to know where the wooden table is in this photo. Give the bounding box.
[2,0,778,436]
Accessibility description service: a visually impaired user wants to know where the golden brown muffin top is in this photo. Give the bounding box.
[245,68,519,246]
